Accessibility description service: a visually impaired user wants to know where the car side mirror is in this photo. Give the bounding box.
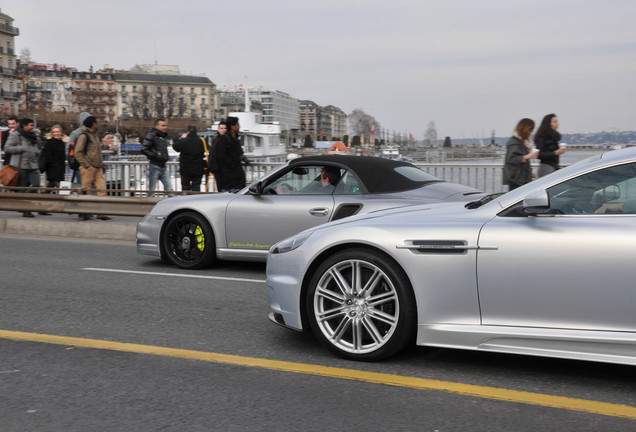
[248,182,262,195]
[522,189,550,214]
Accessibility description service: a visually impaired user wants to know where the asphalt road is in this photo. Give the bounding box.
[1,236,636,431]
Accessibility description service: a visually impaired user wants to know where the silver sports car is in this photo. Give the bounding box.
[137,155,481,269]
[267,147,636,364]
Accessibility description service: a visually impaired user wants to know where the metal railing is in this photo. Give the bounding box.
[1,159,523,216]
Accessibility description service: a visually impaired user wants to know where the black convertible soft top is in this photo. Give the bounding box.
[288,155,440,194]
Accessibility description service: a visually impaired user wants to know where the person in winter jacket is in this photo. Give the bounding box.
[174,125,207,191]
[67,111,92,184]
[536,113,566,178]
[215,116,250,192]
[142,118,173,193]
[74,116,113,221]
[40,124,67,189]
[4,118,42,217]
[502,118,539,191]
[1,115,18,166]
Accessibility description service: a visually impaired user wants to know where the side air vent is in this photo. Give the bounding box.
[332,204,363,220]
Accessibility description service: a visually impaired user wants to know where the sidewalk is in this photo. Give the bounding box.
[0,211,140,242]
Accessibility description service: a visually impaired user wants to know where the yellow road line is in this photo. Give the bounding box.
[2,329,635,420]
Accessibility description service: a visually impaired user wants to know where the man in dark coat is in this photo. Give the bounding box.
[215,116,250,192]
[173,125,206,191]
[142,118,172,193]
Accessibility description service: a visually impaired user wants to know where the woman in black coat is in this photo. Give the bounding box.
[173,125,207,191]
[502,118,539,191]
[40,124,67,188]
[536,113,567,178]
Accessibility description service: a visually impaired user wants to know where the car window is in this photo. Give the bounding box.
[262,165,342,195]
[547,163,636,214]
[334,171,361,195]
[394,166,440,182]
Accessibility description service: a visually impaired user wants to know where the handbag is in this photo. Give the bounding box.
[0,153,22,187]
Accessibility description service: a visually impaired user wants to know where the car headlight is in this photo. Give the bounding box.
[270,232,313,254]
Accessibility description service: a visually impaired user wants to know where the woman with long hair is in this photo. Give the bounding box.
[503,118,538,191]
[40,124,67,190]
[536,113,566,177]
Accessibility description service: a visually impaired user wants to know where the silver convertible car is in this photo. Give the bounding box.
[267,147,636,364]
[137,155,481,269]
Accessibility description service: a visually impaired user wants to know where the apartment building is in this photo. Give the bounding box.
[300,100,347,140]
[114,65,216,122]
[0,9,19,115]
[220,87,300,131]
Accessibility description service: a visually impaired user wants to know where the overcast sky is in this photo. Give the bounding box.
[4,0,636,139]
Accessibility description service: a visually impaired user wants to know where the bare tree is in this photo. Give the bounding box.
[19,47,32,63]
[177,96,187,118]
[348,108,377,137]
[166,87,176,119]
[154,86,165,118]
[140,86,153,119]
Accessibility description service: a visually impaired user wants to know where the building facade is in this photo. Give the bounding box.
[322,105,347,140]
[114,65,216,122]
[220,87,300,132]
[300,100,347,141]
[0,9,19,115]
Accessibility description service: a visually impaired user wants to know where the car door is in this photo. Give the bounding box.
[224,165,335,251]
[476,162,636,332]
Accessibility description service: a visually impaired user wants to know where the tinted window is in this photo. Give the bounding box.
[547,163,636,214]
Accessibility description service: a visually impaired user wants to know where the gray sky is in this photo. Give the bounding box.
[5,0,636,138]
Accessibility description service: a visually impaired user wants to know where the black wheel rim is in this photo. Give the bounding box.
[166,218,206,264]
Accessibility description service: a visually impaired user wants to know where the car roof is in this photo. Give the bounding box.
[288,155,440,193]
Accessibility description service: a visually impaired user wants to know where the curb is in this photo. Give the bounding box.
[0,216,137,242]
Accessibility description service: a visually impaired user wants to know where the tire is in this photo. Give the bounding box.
[161,211,216,269]
[306,248,416,361]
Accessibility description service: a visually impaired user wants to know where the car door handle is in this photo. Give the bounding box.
[309,208,329,217]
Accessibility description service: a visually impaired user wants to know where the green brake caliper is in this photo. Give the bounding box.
[194,225,205,251]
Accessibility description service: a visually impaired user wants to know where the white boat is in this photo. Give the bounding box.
[211,111,287,165]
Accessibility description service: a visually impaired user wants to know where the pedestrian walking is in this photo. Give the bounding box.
[536,113,566,178]
[4,118,42,217]
[503,118,539,191]
[39,124,67,190]
[74,116,113,221]
[215,116,250,192]
[173,125,207,192]
[67,112,92,184]
[1,115,18,166]
[142,118,173,193]
[209,120,227,191]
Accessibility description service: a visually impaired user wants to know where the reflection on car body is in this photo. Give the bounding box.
[136,155,482,269]
[266,147,636,365]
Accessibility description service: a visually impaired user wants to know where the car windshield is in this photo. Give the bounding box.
[393,166,440,182]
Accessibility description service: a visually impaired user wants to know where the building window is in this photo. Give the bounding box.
[133,85,137,92]
[190,88,194,94]
[190,97,195,106]
[191,109,195,117]
[121,85,126,91]
[201,98,206,105]
[201,88,206,94]
[180,87,184,94]
[201,110,206,118]
[122,95,127,103]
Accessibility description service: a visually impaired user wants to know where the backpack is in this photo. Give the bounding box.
[68,133,88,170]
